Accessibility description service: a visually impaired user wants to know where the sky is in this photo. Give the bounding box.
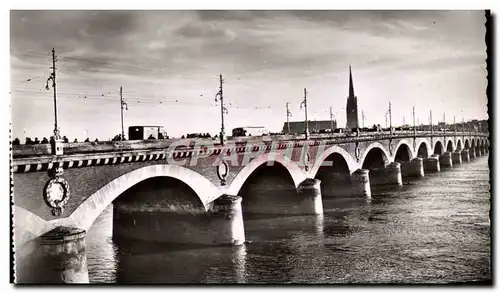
[9,10,488,140]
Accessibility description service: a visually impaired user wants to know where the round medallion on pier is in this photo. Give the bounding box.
[303,151,311,171]
[43,176,70,216]
[216,161,229,186]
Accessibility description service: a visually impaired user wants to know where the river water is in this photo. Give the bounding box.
[85,156,491,284]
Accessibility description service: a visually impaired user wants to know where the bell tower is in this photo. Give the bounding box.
[346,65,359,130]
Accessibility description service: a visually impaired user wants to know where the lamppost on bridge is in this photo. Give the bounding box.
[46,48,60,140]
[120,86,128,141]
[45,48,64,155]
[286,102,292,134]
[462,117,465,143]
[454,116,456,135]
[412,106,416,137]
[300,88,309,140]
[388,102,392,134]
[443,112,446,137]
[329,106,335,132]
[430,110,433,136]
[361,110,365,129]
[215,74,228,145]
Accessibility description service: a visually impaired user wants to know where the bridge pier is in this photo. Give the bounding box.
[439,152,453,167]
[319,172,352,197]
[452,152,462,165]
[210,195,245,245]
[113,195,245,246]
[350,169,371,198]
[369,162,402,186]
[296,179,323,215]
[423,155,440,172]
[15,227,89,284]
[461,150,470,163]
[469,148,476,159]
[400,158,424,178]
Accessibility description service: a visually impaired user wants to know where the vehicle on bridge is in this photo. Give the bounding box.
[128,126,167,140]
[232,126,269,137]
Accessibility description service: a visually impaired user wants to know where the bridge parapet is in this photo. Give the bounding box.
[13,131,488,161]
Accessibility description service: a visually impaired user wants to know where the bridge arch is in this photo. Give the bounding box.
[446,139,454,152]
[70,164,222,231]
[476,139,480,149]
[226,152,306,196]
[417,140,431,158]
[471,139,476,149]
[310,145,357,178]
[394,139,414,162]
[360,142,390,170]
[434,141,444,155]
[464,139,470,149]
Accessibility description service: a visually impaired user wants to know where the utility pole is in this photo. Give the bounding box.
[120,86,125,140]
[412,106,416,137]
[330,106,334,131]
[403,116,406,126]
[469,117,474,135]
[46,48,60,139]
[361,110,365,129]
[430,109,433,136]
[385,111,388,129]
[286,102,291,134]
[215,74,226,145]
[454,116,456,135]
[443,112,446,136]
[220,74,225,145]
[300,88,309,140]
[389,102,392,135]
[304,88,309,139]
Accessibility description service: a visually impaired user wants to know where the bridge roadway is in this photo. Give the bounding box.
[12,130,489,283]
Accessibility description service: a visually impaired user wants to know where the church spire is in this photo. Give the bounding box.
[349,64,355,98]
[346,64,359,130]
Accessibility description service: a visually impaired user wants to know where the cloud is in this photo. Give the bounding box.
[196,10,272,22]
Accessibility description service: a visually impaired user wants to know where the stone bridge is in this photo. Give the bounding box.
[12,131,489,283]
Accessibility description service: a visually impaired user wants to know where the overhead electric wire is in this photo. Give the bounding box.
[11,88,280,111]
[10,49,281,111]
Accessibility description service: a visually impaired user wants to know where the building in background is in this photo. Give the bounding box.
[346,65,359,130]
